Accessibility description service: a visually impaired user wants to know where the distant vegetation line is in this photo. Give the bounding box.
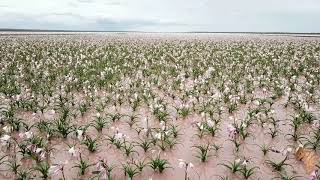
[0,28,319,34]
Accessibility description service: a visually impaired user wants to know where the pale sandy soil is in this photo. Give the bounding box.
[0,33,319,180]
[2,87,317,180]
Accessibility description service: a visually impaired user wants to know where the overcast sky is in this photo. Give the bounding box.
[0,0,319,32]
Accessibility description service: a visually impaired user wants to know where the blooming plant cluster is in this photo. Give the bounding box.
[0,33,319,179]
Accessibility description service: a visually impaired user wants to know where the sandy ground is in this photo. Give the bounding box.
[0,33,319,180]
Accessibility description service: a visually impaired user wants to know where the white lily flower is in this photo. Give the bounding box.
[235,159,241,164]
[25,131,33,139]
[160,121,166,130]
[178,161,185,168]
[196,122,204,130]
[76,129,83,140]
[311,170,318,180]
[189,162,194,168]
[49,160,68,175]
[286,147,292,153]
[207,119,214,127]
[68,146,77,157]
[3,126,12,133]
[154,132,162,140]
[19,132,24,139]
[48,165,60,175]
[282,147,292,156]
[143,118,148,122]
[49,109,55,115]
[39,152,46,160]
[115,132,124,140]
[36,148,42,154]
[0,134,10,143]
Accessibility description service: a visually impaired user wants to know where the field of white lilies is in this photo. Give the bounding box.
[0,33,319,180]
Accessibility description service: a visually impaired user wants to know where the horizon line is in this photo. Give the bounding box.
[1,28,320,34]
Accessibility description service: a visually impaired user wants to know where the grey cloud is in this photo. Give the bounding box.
[103,1,123,6]
[94,17,187,31]
[46,12,85,19]
[0,12,86,30]
[67,2,79,7]
[0,12,186,31]
[77,0,95,3]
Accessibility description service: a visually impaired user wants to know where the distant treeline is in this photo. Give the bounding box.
[0,28,319,35]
